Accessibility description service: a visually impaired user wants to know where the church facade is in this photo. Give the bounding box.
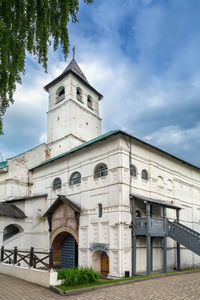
[1,56,200,278]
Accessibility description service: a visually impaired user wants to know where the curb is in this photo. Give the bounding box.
[50,269,200,296]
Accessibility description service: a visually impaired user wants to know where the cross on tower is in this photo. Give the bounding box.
[72,46,75,59]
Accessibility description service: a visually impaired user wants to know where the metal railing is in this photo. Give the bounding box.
[0,246,54,270]
[135,218,165,236]
[167,221,200,256]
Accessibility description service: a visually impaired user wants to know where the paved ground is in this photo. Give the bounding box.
[0,272,200,300]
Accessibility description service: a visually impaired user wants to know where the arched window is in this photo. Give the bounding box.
[94,163,108,178]
[70,172,81,185]
[130,164,137,177]
[141,169,148,180]
[98,203,103,217]
[53,177,62,190]
[76,87,82,102]
[87,95,93,109]
[56,86,65,103]
[3,224,22,241]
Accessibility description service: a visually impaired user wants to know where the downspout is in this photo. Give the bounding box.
[123,135,135,275]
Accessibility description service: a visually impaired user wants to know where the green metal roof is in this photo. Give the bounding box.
[30,130,120,170]
[30,129,200,172]
[0,161,7,169]
[7,143,48,161]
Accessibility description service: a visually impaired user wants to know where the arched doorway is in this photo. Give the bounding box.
[61,233,78,269]
[51,231,78,268]
[92,250,109,276]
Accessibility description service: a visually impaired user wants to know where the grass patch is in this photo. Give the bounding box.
[57,268,200,292]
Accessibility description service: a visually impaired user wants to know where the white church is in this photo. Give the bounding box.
[1,53,200,278]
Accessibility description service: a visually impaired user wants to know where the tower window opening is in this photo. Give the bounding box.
[56,86,65,103]
[87,95,93,109]
[76,87,83,102]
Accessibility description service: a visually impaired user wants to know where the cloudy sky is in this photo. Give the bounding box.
[1,0,200,166]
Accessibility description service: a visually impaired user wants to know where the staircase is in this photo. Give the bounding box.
[167,220,200,256]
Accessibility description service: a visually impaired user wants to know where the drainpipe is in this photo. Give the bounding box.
[124,135,134,276]
[176,209,181,271]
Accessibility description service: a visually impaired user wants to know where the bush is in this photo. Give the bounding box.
[57,267,100,286]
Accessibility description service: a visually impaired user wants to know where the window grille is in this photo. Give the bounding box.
[130,164,137,176]
[141,169,148,180]
[53,177,62,190]
[94,163,108,178]
[70,172,81,185]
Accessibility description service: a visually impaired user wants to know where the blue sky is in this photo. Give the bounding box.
[1,0,200,166]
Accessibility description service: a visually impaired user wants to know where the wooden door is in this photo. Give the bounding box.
[101,252,109,275]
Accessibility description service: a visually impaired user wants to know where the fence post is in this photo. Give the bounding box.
[13,247,17,265]
[33,256,36,268]
[1,246,4,262]
[49,248,54,271]
[29,247,34,268]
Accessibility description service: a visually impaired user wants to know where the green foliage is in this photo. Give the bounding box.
[57,266,100,286]
[0,0,93,134]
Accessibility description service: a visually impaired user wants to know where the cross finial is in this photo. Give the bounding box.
[72,46,75,59]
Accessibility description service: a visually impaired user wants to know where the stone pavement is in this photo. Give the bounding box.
[0,272,200,300]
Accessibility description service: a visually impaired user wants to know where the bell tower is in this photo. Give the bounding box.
[44,50,103,157]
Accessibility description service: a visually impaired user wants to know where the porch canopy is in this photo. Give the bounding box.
[130,193,181,210]
[130,193,181,276]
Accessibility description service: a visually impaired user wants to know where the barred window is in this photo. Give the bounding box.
[70,172,81,185]
[94,163,108,178]
[53,177,62,190]
[130,164,137,177]
[141,169,148,180]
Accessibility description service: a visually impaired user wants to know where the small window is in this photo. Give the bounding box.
[56,86,65,103]
[141,169,148,180]
[53,177,62,190]
[98,203,103,217]
[94,163,108,178]
[70,172,81,185]
[3,224,21,241]
[87,95,93,109]
[130,164,137,177]
[76,87,82,102]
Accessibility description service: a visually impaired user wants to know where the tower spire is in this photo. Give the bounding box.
[72,46,75,60]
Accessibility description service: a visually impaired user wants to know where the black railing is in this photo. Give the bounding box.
[134,217,166,236]
[0,246,53,270]
[167,221,200,256]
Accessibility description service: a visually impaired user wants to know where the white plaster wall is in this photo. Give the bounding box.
[47,74,101,156]
[120,134,200,271]
[0,196,49,252]
[0,144,49,202]
[0,263,59,287]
